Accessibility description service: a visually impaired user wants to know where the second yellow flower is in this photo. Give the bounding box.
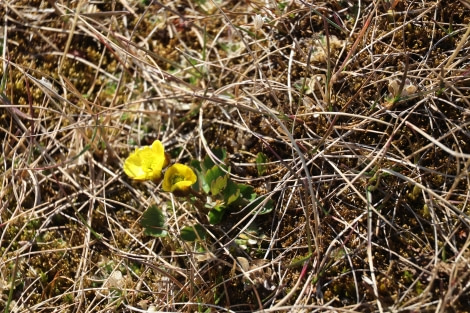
[162,163,197,195]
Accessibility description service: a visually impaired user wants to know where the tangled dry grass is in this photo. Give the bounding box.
[1,0,470,312]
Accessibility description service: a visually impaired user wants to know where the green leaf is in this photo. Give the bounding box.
[235,184,274,215]
[189,161,205,192]
[256,152,268,176]
[190,159,202,172]
[224,179,240,205]
[238,184,256,201]
[202,155,214,172]
[211,175,228,196]
[250,197,274,215]
[199,176,210,193]
[205,165,225,189]
[208,204,226,224]
[202,148,227,171]
[213,148,227,163]
[230,184,256,209]
[141,205,167,237]
[288,252,312,268]
[180,224,206,241]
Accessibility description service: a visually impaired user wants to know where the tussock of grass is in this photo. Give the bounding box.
[1,0,470,312]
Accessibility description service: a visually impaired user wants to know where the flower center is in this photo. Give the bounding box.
[171,174,184,185]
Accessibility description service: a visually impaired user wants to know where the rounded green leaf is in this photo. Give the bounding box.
[180,224,206,241]
[141,205,167,237]
[256,152,268,176]
[208,204,226,224]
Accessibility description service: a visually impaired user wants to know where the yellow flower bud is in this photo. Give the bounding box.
[162,163,197,195]
[123,140,169,181]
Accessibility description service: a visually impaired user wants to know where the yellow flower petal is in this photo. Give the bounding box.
[162,163,197,194]
[123,140,167,181]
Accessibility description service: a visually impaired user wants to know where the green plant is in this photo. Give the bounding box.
[123,142,273,241]
[190,148,273,225]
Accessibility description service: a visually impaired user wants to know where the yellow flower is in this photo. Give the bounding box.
[162,163,197,195]
[123,140,169,181]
